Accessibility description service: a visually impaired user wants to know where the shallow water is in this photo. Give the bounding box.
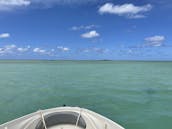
[0,60,172,129]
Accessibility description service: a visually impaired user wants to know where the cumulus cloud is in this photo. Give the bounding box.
[144,35,165,47]
[98,3,152,19]
[33,47,56,56]
[33,48,47,54]
[0,33,10,38]
[17,45,30,52]
[0,0,31,11]
[71,25,99,31]
[57,46,70,51]
[81,30,100,38]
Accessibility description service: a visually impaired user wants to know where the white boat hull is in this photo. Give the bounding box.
[0,107,124,129]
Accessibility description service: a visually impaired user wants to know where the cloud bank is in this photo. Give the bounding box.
[0,44,17,55]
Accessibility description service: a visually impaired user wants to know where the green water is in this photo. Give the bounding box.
[0,61,172,129]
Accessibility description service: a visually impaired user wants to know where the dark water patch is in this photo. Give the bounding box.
[145,88,156,95]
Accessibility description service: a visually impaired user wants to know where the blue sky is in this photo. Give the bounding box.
[0,0,172,60]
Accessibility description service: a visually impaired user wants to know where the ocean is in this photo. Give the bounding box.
[0,60,171,129]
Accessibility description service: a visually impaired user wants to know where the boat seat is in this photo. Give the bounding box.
[35,111,86,129]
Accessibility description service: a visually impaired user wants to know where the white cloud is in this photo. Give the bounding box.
[33,47,55,56]
[33,48,47,54]
[57,46,70,51]
[98,3,152,19]
[0,0,31,11]
[0,33,10,38]
[71,25,98,31]
[17,45,30,52]
[144,35,165,47]
[81,30,100,38]
[0,44,16,55]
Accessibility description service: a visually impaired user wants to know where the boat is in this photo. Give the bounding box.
[0,106,124,129]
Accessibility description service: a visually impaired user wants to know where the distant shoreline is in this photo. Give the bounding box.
[0,59,172,62]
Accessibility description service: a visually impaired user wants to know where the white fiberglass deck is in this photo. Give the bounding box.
[0,107,124,129]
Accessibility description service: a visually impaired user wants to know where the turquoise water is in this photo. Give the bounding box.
[0,61,172,129]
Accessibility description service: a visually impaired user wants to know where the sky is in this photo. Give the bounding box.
[0,0,172,60]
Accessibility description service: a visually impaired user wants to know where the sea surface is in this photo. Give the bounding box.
[0,60,172,129]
